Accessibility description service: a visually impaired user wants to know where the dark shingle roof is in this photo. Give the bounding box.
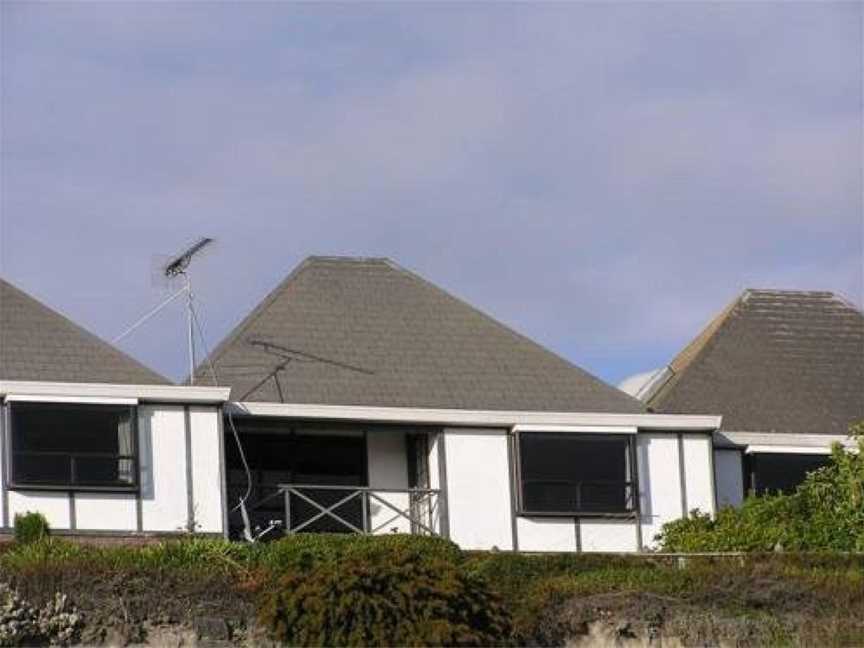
[0,278,169,385]
[196,257,642,412]
[647,289,864,435]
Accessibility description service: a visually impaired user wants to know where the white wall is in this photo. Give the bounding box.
[0,402,225,536]
[75,493,136,531]
[714,449,744,508]
[189,406,224,533]
[580,520,640,552]
[442,428,514,550]
[139,405,188,532]
[517,516,575,551]
[682,434,715,515]
[636,433,681,548]
[366,431,411,534]
[443,430,716,554]
[7,491,71,529]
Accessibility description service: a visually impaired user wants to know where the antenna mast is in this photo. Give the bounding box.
[113,237,214,385]
[164,237,213,385]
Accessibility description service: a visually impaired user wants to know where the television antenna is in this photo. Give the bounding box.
[114,237,214,385]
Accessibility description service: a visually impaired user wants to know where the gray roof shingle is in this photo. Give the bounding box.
[196,257,643,412]
[647,289,864,435]
[1,278,169,385]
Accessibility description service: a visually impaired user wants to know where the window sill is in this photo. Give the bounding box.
[6,483,139,494]
[517,510,637,519]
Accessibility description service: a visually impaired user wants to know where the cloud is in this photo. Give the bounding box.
[1,2,860,385]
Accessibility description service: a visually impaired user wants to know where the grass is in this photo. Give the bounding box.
[1,536,862,646]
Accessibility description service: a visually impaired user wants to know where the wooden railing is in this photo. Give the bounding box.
[279,484,443,536]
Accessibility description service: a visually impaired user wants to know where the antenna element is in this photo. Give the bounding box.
[164,237,214,278]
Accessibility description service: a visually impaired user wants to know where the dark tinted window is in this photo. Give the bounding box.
[747,453,829,495]
[518,433,634,514]
[11,403,136,489]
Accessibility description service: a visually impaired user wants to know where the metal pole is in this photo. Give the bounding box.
[284,488,292,535]
[186,276,195,385]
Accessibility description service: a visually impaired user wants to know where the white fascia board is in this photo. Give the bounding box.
[745,445,833,455]
[4,394,138,406]
[0,381,230,405]
[228,401,721,431]
[513,424,637,435]
[716,430,856,449]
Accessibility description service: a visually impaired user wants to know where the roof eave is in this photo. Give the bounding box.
[227,400,721,431]
[0,380,231,405]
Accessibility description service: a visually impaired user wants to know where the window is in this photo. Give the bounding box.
[745,452,829,496]
[517,432,635,515]
[9,403,137,490]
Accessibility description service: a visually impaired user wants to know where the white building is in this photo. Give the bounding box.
[18,268,842,551]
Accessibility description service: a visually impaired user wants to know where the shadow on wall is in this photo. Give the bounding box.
[637,439,653,521]
[138,409,155,502]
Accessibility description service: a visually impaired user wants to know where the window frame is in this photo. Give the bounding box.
[514,431,639,518]
[5,401,140,493]
[743,450,830,497]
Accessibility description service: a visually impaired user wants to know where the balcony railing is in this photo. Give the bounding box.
[279,484,443,536]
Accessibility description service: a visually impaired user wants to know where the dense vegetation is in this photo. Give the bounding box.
[1,535,862,646]
[657,421,864,553]
[259,548,511,646]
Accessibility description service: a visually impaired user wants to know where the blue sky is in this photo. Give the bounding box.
[1,2,861,386]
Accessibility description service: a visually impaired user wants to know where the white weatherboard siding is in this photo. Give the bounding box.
[366,431,411,534]
[139,405,188,532]
[443,429,514,550]
[714,449,744,509]
[189,407,224,533]
[7,491,71,529]
[75,493,137,531]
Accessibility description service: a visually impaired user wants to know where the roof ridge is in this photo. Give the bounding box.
[384,260,644,410]
[0,277,170,385]
[645,289,745,409]
[744,287,837,296]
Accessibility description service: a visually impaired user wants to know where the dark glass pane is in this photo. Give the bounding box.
[749,453,830,495]
[10,403,136,488]
[74,456,136,486]
[13,453,71,485]
[11,404,131,454]
[519,433,632,513]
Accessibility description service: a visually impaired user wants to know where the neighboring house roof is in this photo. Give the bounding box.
[196,256,643,412]
[0,278,169,385]
[647,289,864,435]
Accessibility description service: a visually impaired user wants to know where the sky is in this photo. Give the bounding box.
[1,2,862,387]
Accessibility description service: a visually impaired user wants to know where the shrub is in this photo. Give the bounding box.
[13,513,49,545]
[656,421,864,552]
[254,533,463,574]
[258,550,512,646]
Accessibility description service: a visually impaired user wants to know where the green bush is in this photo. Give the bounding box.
[657,421,864,552]
[14,512,49,545]
[258,550,512,646]
[254,533,463,574]
[0,533,461,578]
